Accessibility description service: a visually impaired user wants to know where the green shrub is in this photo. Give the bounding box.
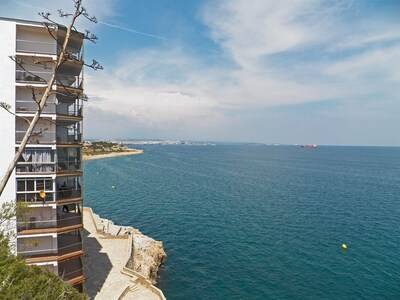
[0,234,87,300]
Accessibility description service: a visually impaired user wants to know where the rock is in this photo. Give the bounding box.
[92,213,167,285]
[131,231,167,284]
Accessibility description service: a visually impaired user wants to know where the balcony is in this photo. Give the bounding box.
[17,235,56,258]
[16,129,56,144]
[58,231,83,255]
[17,217,56,232]
[16,162,56,174]
[56,187,82,201]
[16,70,83,90]
[17,231,83,261]
[17,191,55,203]
[58,257,84,282]
[16,39,56,55]
[16,70,52,83]
[56,96,83,117]
[16,99,55,114]
[17,212,82,233]
[58,212,82,229]
[57,74,83,89]
[57,160,82,173]
[15,119,82,145]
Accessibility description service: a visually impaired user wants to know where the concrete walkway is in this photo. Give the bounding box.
[83,208,163,300]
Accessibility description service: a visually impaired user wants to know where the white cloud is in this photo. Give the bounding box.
[2,0,398,144]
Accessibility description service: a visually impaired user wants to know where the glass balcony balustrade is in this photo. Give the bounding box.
[15,126,82,144]
[56,187,82,200]
[17,230,83,258]
[16,39,56,55]
[58,257,83,281]
[16,191,55,203]
[16,39,83,60]
[17,204,82,232]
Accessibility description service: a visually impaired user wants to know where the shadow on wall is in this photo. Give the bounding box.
[82,228,112,299]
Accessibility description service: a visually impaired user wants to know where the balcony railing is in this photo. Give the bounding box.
[56,102,82,117]
[16,39,83,60]
[17,241,82,257]
[16,131,82,144]
[17,246,56,257]
[57,74,83,89]
[16,100,82,117]
[17,191,55,203]
[17,214,82,232]
[56,188,82,201]
[16,39,56,55]
[16,162,56,173]
[59,267,84,281]
[16,130,56,144]
[16,99,55,114]
[16,70,52,83]
[59,133,82,144]
[58,213,82,228]
[16,70,82,89]
[17,218,56,232]
[57,161,81,173]
[65,47,83,61]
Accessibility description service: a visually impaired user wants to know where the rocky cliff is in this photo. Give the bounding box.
[91,211,167,284]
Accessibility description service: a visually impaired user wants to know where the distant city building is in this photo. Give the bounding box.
[0,17,85,291]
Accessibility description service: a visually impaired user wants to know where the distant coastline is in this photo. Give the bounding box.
[82,141,144,161]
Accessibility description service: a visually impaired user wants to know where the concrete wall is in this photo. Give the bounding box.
[0,20,16,206]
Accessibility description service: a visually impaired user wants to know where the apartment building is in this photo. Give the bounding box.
[0,17,84,290]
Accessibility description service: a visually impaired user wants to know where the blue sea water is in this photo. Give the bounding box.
[83,145,400,299]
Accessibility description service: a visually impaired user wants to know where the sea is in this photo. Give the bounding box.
[83,145,400,299]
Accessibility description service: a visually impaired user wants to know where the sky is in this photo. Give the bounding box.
[1,0,400,145]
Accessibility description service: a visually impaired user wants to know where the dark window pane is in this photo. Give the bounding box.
[26,180,34,191]
[36,180,45,190]
[17,181,25,191]
[45,180,52,190]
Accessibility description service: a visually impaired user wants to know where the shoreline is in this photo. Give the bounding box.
[83,149,144,161]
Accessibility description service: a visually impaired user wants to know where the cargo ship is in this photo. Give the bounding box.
[301,144,318,148]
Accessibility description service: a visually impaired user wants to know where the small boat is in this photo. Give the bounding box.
[301,144,318,148]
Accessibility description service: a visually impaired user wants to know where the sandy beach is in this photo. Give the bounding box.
[83,149,144,161]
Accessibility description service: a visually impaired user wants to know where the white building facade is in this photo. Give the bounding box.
[0,17,85,291]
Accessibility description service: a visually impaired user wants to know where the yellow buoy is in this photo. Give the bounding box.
[39,190,46,199]
[341,244,347,249]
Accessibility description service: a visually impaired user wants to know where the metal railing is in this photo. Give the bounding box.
[16,192,55,203]
[16,39,83,60]
[16,162,56,173]
[17,218,56,231]
[56,188,82,200]
[16,39,56,55]
[16,214,82,232]
[16,70,52,83]
[57,74,83,89]
[59,267,84,281]
[56,102,83,117]
[58,214,82,228]
[56,160,81,172]
[58,241,83,255]
[16,99,55,114]
[17,241,82,256]
[16,130,56,144]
